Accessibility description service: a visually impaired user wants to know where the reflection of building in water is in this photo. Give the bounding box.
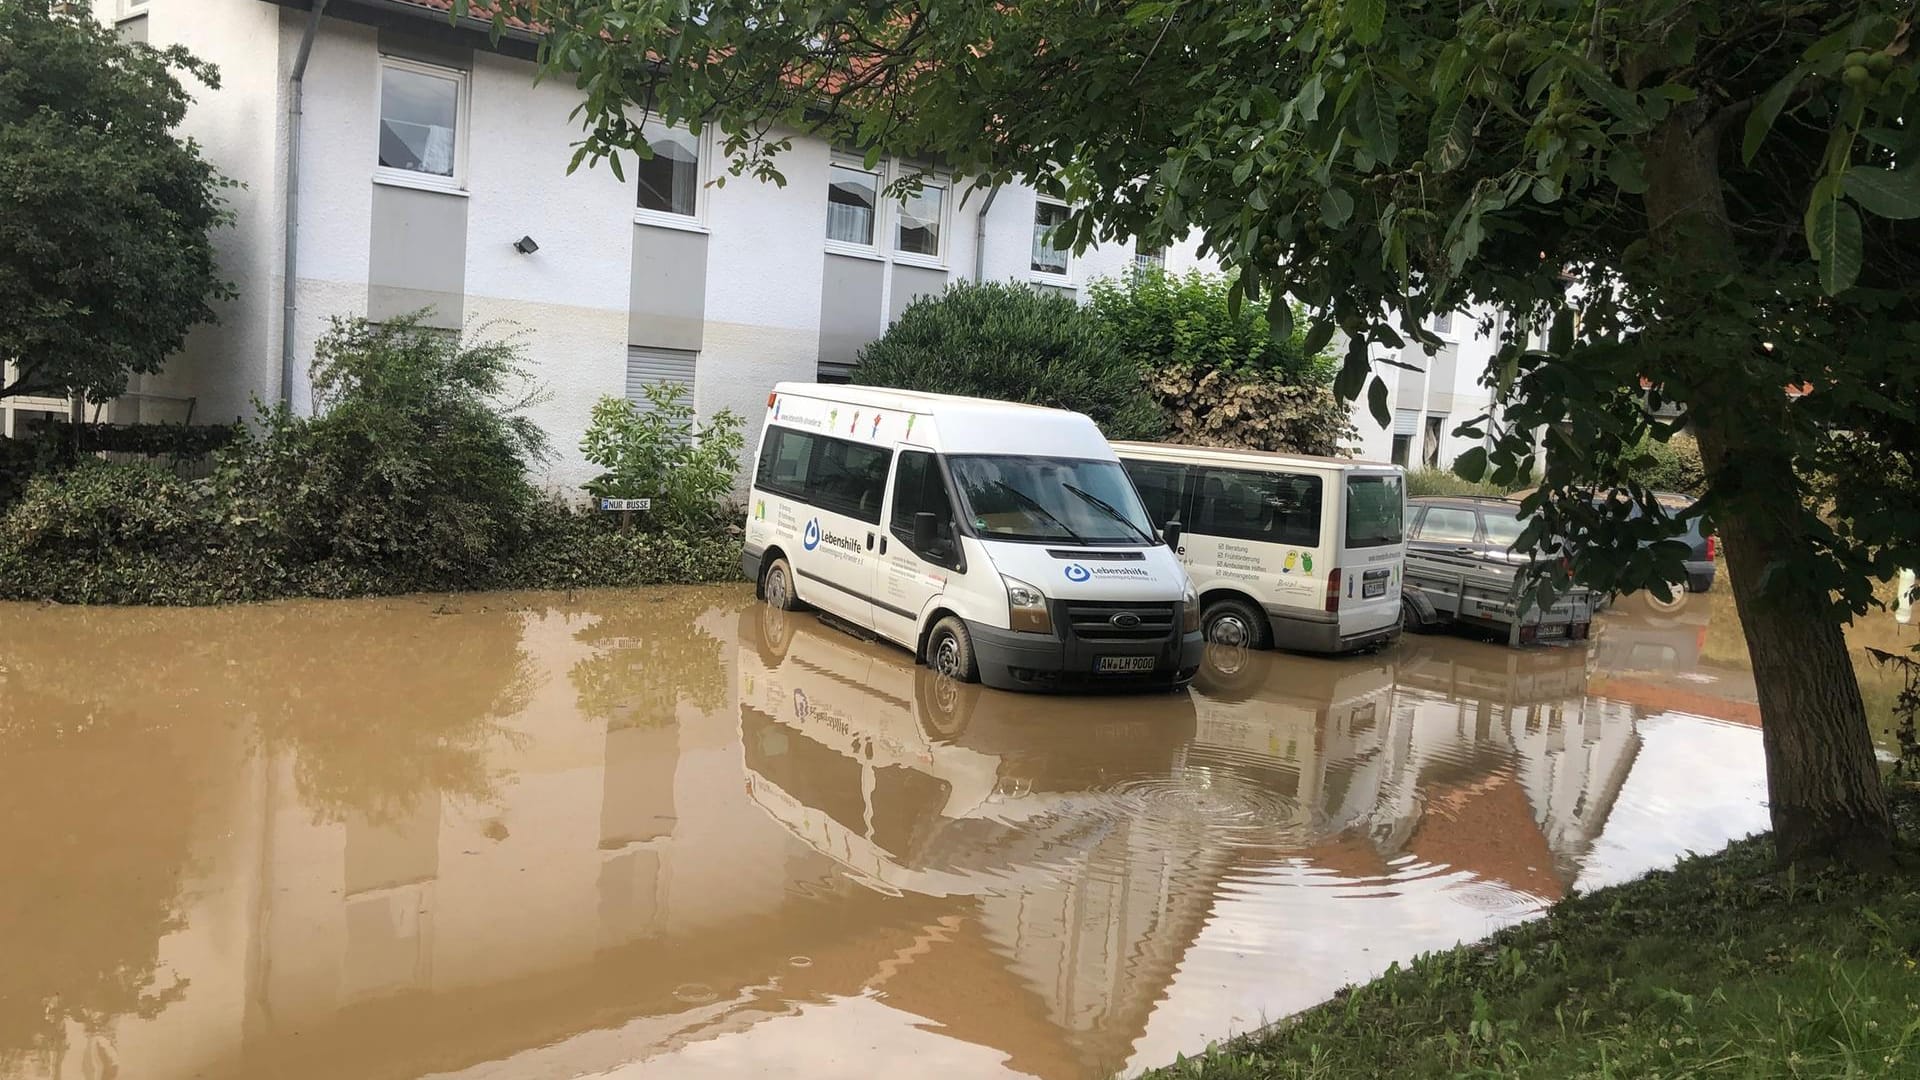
[735,605,1226,1076]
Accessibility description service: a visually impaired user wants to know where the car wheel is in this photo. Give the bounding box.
[925,616,980,683]
[1644,582,1689,613]
[1203,597,1271,650]
[762,556,802,611]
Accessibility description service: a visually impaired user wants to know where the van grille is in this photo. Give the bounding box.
[1047,549,1147,561]
[1059,600,1177,641]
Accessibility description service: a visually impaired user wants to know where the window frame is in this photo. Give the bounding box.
[754,426,890,525]
[891,173,951,269]
[632,121,711,231]
[373,54,470,194]
[1430,311,1455,336]
[1029,197,1073,279]
[118,0,150,16]
[824,158,886,257]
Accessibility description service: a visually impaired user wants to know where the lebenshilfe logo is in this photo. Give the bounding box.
[803,518,822,551]
[1065,561,1152,581]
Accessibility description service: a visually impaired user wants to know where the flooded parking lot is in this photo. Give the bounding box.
[0,585,1902,1080]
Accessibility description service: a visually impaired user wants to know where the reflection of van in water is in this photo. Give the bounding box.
[742,384,1203,691]
[1114,443,1406,654]
[735,604,1197,896]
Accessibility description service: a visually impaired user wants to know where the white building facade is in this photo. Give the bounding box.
[79,0,1211,490]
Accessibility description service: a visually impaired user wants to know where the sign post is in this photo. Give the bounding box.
[600,497,652,532]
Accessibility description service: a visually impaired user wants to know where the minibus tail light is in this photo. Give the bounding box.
[1325,568,1342,613]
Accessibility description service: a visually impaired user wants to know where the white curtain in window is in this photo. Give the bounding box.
[827,164,878,245]
[420,125,455,175]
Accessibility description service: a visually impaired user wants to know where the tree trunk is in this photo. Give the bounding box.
[1644,103,1894,868]
[1692,415,1895,868]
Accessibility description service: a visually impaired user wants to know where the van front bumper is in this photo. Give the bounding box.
[966,619,1203,693]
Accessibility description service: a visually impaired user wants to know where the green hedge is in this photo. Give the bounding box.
[0,475,741,606]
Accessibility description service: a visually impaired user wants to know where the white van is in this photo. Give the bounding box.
[742,384,1204,691]
[1113,443,1406,655]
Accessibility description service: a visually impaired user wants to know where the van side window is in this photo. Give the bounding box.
[813,439,890,523]
[757,427,814,495]
[1191,467,1322,547]
[1122,460,1188,528]
[755,426,889,525]
[889,451,958,562]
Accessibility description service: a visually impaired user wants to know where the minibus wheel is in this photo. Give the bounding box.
[1202,597,1270,650]
[763,556,801,611]
[926,616,980,683]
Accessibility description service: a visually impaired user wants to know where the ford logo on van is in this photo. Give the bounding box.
[1109,612,1141,629]
[1063,563,1091,582]
[802,518,822,551]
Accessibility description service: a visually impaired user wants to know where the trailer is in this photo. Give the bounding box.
[1400,547,1595,646]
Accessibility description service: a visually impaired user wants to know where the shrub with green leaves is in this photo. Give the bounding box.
[0,459,211,559]
[1088,269,1335,382]
[851,280,1165,439]
[1629,431,1705,495]
[580,383,744,531]
[216,315,547,584]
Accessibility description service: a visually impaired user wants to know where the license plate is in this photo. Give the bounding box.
[1363,580,1387,598]
[1538,623,1567,639]
[1096,655,1157,673]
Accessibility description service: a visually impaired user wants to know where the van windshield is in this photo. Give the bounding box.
[1345,474,1405,548]
[947,456,1157,545]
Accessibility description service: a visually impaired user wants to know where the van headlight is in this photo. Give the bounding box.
[1182,582,1201,633]
[1005,576,1053,634]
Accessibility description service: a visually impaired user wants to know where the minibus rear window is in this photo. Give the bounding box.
[1345,474,1405,548]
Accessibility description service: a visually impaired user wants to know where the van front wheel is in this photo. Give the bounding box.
[1203,597,1271,650]
[926,616,980,683]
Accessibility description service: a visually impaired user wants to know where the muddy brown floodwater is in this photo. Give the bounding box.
[3,583,1900,1080]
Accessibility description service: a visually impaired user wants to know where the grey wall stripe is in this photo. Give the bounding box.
[367,184,468,329]
[629,225,709,350]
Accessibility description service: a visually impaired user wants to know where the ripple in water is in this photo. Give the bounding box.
[1098,772,1317,850]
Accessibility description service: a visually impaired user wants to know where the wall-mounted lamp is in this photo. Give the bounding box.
[512,235,540,255]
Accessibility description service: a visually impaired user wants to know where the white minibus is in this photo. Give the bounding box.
[1113,443,1406,655]
[742,384,1204,691]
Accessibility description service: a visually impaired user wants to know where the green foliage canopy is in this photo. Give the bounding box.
[0,0,233,402]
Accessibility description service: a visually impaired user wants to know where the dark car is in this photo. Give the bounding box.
[1471,489,1717,610]
[1406,496,1538,564]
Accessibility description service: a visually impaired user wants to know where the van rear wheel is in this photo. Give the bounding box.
[925,616,980,683]
[1202,597,1270,650]
[762,556,802,612]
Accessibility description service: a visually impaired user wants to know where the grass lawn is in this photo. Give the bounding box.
[1151,788,1920,1079]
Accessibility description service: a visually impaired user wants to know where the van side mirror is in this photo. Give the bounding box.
[912,511,939,552]
[1162,519,1183,552]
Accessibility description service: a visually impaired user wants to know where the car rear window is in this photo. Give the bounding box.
[1345,474,1404,548]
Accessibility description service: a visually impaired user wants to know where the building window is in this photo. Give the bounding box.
[636,126,701,221]
[377,57,465,186]
[1423,415,1445,468]
[1134,245,1167,279]
[1031,200,1071,276]
[826,162,881,248]
[895,180,945,261]
[626,347,698,413]
[1391,434,1413,467]
[1430,311,1454,335]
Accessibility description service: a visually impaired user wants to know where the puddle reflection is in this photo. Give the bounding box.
[0,586,1774,1079]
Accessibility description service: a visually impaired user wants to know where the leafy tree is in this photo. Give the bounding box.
[0,0,232,402]
[1088,269,1334,382]
[488,1,1917,867]
[851,280,1166,438]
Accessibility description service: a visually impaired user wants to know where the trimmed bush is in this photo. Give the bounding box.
[0,459,212,559]
[851,280,1165,439]
[1147,366,1355,457]
[1088,269,1335,382]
